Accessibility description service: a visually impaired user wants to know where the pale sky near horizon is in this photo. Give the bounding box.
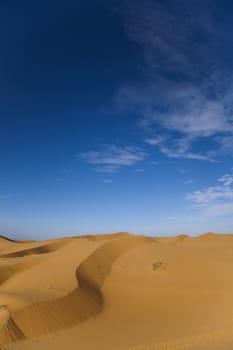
[1,0,233,239]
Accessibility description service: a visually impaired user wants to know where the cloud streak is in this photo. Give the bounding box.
[186,171,233,216]
[79,144,147,171]
[115,0,233,160]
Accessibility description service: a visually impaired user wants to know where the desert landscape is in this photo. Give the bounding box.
[2,0,233,349]
[0,232,232,350]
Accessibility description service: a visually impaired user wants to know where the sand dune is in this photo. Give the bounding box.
[198,232,230,239]
[0,235,151,342]
[0,232,233,349]
[0,240,69,258]
[156,234,190,245]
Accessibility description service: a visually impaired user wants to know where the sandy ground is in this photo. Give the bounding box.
[0,232,233,349]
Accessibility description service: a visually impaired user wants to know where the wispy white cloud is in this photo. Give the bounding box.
[144,135,165,146]
[79,144,147,171]
[186,170,233,216]
[184,179,193,185]
[94,165,119,173]
[115,0,233,160]
[186,185,233,205]
[145,88,233,137]
[159,145,214,161]
[218,174,233,186]
[120,0,215,77]
[116,76,233,161]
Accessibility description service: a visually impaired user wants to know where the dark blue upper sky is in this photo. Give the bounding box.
[1,0,233,239]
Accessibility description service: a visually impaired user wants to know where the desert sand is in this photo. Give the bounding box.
[0,232,233,349]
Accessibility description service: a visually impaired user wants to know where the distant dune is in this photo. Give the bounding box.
[0,232,233,349]
[198,232,233,239]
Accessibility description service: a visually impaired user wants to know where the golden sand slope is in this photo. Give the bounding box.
[0,232,233,350]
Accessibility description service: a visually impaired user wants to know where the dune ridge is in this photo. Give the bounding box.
[0,234,153,344]
[0,240,69,259]
[198,232,233,239]
[0,236,18,244]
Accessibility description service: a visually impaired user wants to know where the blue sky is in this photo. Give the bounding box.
[1,0,233,239]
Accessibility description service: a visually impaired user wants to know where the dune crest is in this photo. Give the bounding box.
[198,232,232,239]
[0,240,68,258]
[0,234,152,343]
